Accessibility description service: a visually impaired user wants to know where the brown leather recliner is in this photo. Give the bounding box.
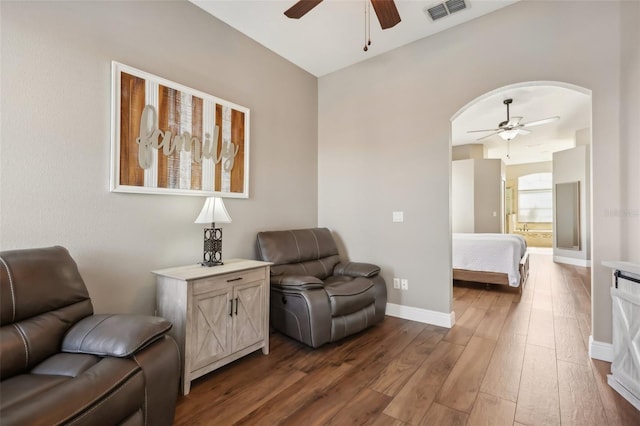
[0,246,180,426]
[256,228,387,348]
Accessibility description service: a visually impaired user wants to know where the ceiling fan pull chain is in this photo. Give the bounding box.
[363,0,372,51]
[367,1,372,47]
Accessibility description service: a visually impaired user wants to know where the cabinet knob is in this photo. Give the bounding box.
[229,300,233,317]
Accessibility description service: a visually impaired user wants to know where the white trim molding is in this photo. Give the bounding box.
[608,375,640,411]
[554,256,591,267]
[589,335,613,362]
[386,303,455,328]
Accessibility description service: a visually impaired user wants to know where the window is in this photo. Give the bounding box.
[518,173,552,223]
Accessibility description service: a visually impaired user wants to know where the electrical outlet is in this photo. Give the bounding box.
[393,278,400,289]
[401,279,408,290]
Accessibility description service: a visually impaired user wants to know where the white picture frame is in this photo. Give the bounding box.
[110,61,250,198]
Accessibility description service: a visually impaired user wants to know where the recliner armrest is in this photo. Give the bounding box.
[62,314,172,358]
[334,262,380,278]
[271,274,324,290]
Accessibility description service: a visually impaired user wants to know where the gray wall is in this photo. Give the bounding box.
[473,159,502,233]
[621,1,640,261]
[452,159,502,233]
[0,1,319,315]
[318,1,634,344]
[452,160,475,233]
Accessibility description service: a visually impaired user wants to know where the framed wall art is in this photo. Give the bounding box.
[110,61,250,197]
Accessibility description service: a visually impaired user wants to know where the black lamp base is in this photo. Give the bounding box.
[201,260,224,267]
[202,225,224,267]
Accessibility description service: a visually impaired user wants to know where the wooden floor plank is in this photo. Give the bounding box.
[280,359,387,425]
[436,336,496,413]
[180,366,306,425]
[452,285,479,319]
[557,360,608,426]
[480,333,527,402]
[369,325,445,396]
[327,388,391,425]
[472,290,499,309]
[236,362,353,424]
[554,315,590,365]
[383,340,465,425]
[527,307,556,349]
[371,413,411,426]
[466,392,516,426]
[515,344,560,426]
[444,305,487,346]
[473,304,510,341]
[418,402,468,426]
[500,300,531,337]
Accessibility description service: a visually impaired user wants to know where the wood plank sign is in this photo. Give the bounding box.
[110,62,249,197]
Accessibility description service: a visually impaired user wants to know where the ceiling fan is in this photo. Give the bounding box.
[284,0,401,30]
[467,98,560,141]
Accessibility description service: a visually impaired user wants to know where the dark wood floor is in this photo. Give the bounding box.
[174,254,639,425]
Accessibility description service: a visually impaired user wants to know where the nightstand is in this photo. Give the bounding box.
[153,259,271,395]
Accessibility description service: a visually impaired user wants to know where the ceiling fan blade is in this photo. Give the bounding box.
[507,116,523,127]
[467,128,501,133]
[476,131,501,141]
[521,116,560,128]
[516,128,531,136]
[284,0,323,19]
[370,0,401,29]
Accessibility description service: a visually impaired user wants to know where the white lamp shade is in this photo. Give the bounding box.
[194,197,232,224]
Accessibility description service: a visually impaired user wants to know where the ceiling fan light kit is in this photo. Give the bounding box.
[467,98,560,142]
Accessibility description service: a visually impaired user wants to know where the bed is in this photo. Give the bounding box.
[452,233,530,291]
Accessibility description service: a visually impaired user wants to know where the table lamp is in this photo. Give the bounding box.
[194,197,232,266]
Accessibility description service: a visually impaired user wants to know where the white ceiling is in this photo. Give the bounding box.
[191,0,591,166]
[191,0,520,77]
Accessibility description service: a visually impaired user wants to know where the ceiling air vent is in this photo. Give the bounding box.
[425,0,468,21]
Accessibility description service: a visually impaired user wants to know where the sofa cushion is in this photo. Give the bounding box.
[334,261,381,278]
[271,255,341,280]
[257,228,339,264]
[324,277,375,316]
[0,246,92,325]
[0,246,93,380]
[0,357,144,425]
[62,314,172,357]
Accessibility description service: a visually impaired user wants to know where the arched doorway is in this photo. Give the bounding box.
[448,80,593,321]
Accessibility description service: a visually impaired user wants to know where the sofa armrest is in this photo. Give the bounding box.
[334,261,380,278]
[271,274,324,290]
[62,314,172,358]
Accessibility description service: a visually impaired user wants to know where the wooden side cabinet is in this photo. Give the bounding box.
[152,259,271,395]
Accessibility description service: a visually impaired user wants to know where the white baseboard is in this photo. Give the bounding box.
[589,335,613,362]
[553,256,591,267]
[386,303,455,328]
[608,374,640,410]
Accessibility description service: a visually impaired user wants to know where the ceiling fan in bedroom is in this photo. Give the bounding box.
[284,0,401,51]
[467,98,560,141]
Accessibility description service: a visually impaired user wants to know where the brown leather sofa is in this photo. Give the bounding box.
[0,246,180,426]
[256,228,387,348]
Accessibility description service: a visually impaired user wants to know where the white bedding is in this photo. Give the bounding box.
[452,233,527,287]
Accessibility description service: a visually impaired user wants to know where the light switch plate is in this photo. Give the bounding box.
[392,211,404,222]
